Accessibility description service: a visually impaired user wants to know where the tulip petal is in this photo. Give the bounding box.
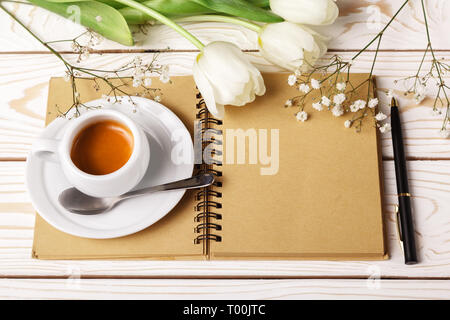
[199,42,252,105]
[259,22,320,71]
[250,66,266,96]
[193,58,225,119]
[193,41,265,115]
[324,0,339,25]
[270,0,338,25]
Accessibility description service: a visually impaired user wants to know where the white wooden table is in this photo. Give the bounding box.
[0,0,450,299]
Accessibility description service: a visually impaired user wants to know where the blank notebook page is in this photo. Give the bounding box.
[210,73,386,260]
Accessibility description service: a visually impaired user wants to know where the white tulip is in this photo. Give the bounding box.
[258,22,328,71]
[270,0,339,25]
[193,41,265,119]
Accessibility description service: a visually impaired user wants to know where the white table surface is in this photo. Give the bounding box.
[0,0,450,299]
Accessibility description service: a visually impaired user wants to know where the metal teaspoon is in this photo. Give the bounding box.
[58,173,214,215]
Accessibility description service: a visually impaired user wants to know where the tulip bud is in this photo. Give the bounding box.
[193,41,266,119]
[270,0,339,25]
[258,22,328,71]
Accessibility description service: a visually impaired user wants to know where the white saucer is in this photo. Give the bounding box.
[26,97,194,239]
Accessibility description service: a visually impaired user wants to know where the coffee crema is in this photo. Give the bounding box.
[71,120,134,175]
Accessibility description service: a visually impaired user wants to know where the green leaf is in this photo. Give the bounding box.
[41,0,124,9]
[136,0,213,14]
[248,0,269,7]
[118,6,154,24]
[191,0,282,22]
[119,0,215,24]
[42,0,269,10]
[28,0,134,45]
[42,0,144,9]
[120,0,278,24]
[119,6,152,24]
[40,0,91,2]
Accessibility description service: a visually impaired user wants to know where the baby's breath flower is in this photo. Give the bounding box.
[132,63,144,74]
[288,74,297,86]
[71,42,79,52]
[312,102,323,111]
[349,103,359,112]
[296,111,308,122]
[379,123,391,133]
[285,99,293,107]
[414,92,426,104]
[64,71,71,82]
[368,98,378,109]
[416,83,426,95]
[354,99,366,110]
[144,78,152,87]
[133,56,142,66]
[333,93,346,105]
[80,48,90,60]
[331,105,344,117]
[321,96,331,107]
[336,82,346,91]
[439,128,450,138]
[344,120,352,128]
[299,83,310,93]
[430,108,442,116]
[294,68,302,78]
[91,32,103,45]
[375,112,387,121]
[154,95,161,102]
[311,78,321,90]
[159,65,170,83]
[132,78,142,88]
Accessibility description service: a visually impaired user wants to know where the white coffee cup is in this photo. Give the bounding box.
[31,109,150,197]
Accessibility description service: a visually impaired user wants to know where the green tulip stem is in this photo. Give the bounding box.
[176,15,263,33]
[114,0,205,50]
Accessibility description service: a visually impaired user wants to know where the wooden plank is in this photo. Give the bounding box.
[0,160,449,278]
[0,0,449,52]
[1,278,450,299]
[0,51,448,159]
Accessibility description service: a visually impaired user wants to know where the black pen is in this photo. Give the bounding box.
[391,97,418,265]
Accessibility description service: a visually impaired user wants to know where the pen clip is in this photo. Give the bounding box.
[394,204,404,252]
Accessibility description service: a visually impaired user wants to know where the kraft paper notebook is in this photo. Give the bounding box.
[32,73,387,260]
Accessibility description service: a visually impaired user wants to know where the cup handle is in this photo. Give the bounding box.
[31,139,60,163]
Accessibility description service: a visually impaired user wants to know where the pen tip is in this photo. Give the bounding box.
[391,97,398,108]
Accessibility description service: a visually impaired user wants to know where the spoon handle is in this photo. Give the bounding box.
[119,173,215,200]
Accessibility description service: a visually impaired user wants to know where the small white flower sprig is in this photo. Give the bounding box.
[285,56,389,133]
[46,30,103,63]
[59,48,168,119]
[395,1,450,139]
[31,30,167,118]
[0,6,168,119]
[286,0,449,138]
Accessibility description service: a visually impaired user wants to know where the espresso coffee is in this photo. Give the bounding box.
[71,120,134,175]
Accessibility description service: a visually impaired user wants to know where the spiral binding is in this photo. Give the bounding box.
[194,92,223,247]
